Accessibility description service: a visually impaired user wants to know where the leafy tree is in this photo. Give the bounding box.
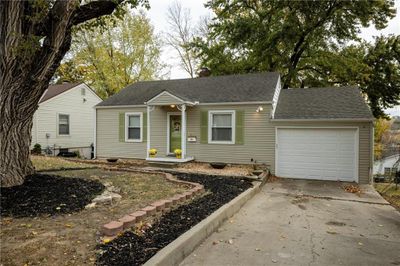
[194,0,397,116]
[0,0,147,187]
[303,36,400,118]
[57,10,166,98]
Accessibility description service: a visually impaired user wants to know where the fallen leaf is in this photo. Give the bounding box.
[227,239,233,244]
[212,241,218,245]
[103,238,112,244]
[358,242,363,246]
[378,224,383,227]
[255,248,261,251]
[272,259,278,263]
[327,231,337,235]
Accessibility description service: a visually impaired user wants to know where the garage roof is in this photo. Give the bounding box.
[97,72,280,106]
[274,86,374,120]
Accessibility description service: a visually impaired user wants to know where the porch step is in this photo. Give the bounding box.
[148,162,178,169]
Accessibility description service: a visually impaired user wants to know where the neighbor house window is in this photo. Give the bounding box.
[208,110,235,144]
[125,112,142,142]
[384,167,391,175]
[58,114,70,135]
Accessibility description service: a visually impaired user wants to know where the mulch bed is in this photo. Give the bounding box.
[96,173,253,266]
[0,174,104,218]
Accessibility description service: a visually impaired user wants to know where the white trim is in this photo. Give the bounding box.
[96,101,273,109]
[57,113,70,137]
[208,110,236,144]
[146,156,194,163]
[181,104,187,159]
[124,112,143,142]
[270,76,281,119]
[147,106,151,157]
[96,104,147,109]
[167,112,182,154]
[275,126,359,183]
[198,101,272,106]
[93,107,97,159]
[272,118,374,122]
[146,91,186,105]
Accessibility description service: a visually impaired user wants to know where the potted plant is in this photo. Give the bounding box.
[149,148,157,158]
[174,149,182,159]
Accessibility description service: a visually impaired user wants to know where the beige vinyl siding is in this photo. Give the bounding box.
[147,92,184,105]
[96,107,147,158]
[271,121,373,184]
[31,84,101,158]
[187,104,274,165]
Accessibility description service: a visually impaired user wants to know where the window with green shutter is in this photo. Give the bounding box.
[235,110,244,145]
[200,110,208,143]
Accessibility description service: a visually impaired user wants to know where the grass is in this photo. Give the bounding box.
[31,155,93,171]
[374,182,400,210]
[1,157,188,266]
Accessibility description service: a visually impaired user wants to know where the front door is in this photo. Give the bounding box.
[169,114,181,153]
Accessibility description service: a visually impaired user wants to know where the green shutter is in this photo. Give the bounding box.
[119,112,125,142]
[142,112,147,142]
[200,110,208,144]
[235,110,244,145]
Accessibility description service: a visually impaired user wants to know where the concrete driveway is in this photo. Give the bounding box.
[181,179,400,266]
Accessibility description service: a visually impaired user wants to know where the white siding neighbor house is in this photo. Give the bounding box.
[374,154,400,176]
[31,82,102,158]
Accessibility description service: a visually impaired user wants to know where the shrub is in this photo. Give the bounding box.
[32,143,41,155]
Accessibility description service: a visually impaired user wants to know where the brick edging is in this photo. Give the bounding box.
[101,172,205,237]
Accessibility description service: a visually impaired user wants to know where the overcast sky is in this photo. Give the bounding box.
[145,0,400,116]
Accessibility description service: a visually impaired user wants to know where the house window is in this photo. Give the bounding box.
[209,110,235,144]
[384,167,391,175]
[58,114,70,135]
[125,112,142,142]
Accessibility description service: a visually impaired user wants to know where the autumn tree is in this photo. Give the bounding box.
[194,0,398,117]
[56,10,166,98]
[165,1,199,78]
[0,0,147,187]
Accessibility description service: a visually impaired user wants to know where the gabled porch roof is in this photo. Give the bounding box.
[145,90,197,106]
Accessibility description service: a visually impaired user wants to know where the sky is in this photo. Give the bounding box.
[144,0,400,116]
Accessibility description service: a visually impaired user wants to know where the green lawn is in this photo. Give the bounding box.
[375,183,400,210]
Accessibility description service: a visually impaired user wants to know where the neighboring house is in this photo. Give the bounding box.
[31,82,102,158]
[374,154,400,176]
[95,72,374,183]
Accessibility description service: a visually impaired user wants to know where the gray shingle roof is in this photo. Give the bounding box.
[274,86,374,120]
[40,82,82,103]
[97,72,280,106]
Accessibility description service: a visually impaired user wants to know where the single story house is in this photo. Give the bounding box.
[95,72,374,183]
[373,154,400,176]
[31,82,102,158]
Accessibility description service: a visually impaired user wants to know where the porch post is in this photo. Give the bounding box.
[147,105,151,158]
[181,104,187,159]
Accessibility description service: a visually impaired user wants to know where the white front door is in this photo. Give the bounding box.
[276,128,358,182]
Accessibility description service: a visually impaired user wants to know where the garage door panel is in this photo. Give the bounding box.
[276,128,358,182]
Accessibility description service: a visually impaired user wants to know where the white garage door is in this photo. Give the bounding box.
[276,128,358,182]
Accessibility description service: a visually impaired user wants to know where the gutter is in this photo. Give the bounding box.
[271,118,375,122]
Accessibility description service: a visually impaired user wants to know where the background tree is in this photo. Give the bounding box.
[56,10,166,98]
[0,0,147,187]
[194,0,397,117]
[165,1,199,78]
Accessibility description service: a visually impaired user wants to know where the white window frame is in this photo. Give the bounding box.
[208,110,235,144]
[125,112,143,142]
[57,113,70,136]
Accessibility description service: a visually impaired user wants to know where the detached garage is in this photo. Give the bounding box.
[273,87,374,184]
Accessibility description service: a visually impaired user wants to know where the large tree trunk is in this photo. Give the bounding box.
[1,0,132,187]
[0,107,35,187]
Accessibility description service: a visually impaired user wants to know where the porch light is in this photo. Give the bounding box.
[256,106,263,112]
[170,104,175,108]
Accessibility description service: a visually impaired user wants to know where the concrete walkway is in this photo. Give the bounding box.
[181,179,400,266]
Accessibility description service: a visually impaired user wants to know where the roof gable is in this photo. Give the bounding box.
[146,91,191,105]
[40,82,82,103]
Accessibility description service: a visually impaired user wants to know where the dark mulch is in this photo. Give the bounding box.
[0,174,105,218]
[96,173,253,266]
